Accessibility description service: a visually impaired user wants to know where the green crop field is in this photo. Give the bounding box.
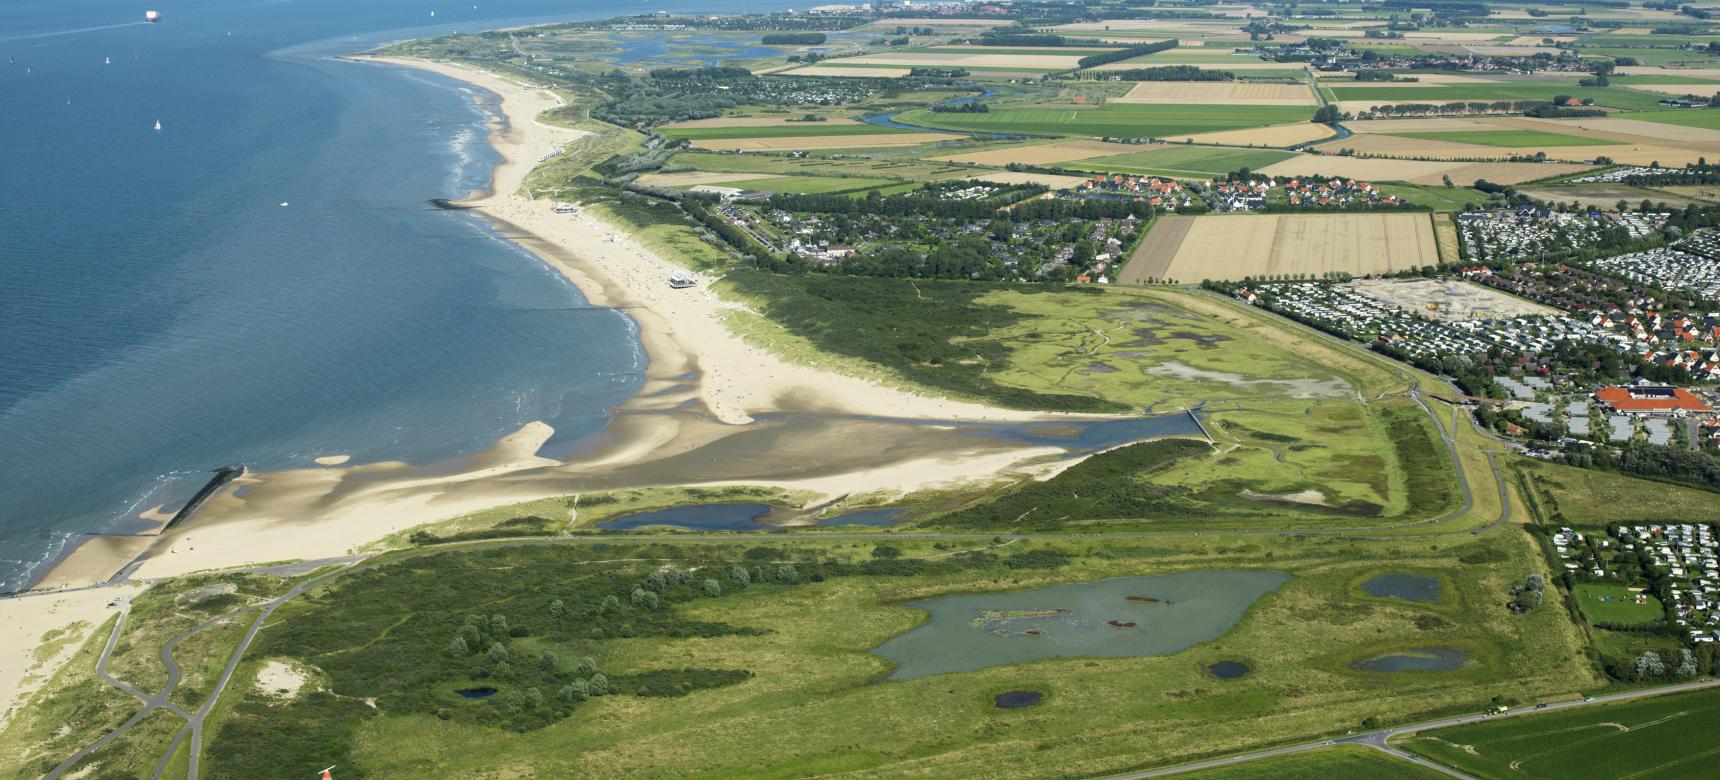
[897,104,1313,138]
[1578,46,1720,67]
[1070,146,1297,177]
[1622,108,1720,131]
[1180,745,1453,779]
[1386,130,1616,148]
[1402,687,1720,779]
[1328,82,1670,112]
[658,124,910,141]
[1574,583,1664,625]
[1613,74,1720,86]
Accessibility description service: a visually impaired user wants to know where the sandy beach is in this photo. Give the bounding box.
[6,55,1143,701]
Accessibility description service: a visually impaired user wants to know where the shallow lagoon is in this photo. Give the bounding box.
[872,571,1290,680]
[598,503,771,531]
[1351,647,1470,672]
[1362,573,1442,603]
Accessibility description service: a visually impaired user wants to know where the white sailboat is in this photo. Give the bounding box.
[104,56,111,65]
[153,118,162,132]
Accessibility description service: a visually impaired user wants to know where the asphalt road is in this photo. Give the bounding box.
[1103,679,1720,779]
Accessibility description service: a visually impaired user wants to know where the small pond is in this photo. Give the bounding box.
[455,687,497,699]
[1351,647,1470,672]
[1208,660,1250,680]
[994,690,1043,709]
[817,508,903,527]
[1362,573,1442,603]
[872,571,1290,680]
[598,502,772,531]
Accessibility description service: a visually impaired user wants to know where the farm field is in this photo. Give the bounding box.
[1257,155,1593,186]
[930,139,1144,166]
[1386,129,1618,148]
[1573,583,1664,625]
[1179,746,1453,779]
[690,132,960,151]
[1111,80,1317,106]
[1326,82,1672,112]
[1624,108,1720,131]
[1401,687,1720,779]
[1069,146,1296,177]
[658,124,911,141]
[898,104,1315,139]
[1178,121,1337,147]
[1125,213,1439,283]
[1516,184,1713,208]
[1375,183,1488,212]
[782,64,912,78]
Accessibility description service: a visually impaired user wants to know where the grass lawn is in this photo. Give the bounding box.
[1376,183,1489,211]
[1387,130,1617,148]
[657,124,912,141]
[1069,146,1297,177]
[897,104,1314,138]
[1515,460,1720,526]
[186,530,1596,780]
[1620,108,1720,131]
[1180,745,1453,779]
[1578,46,1720,67]
[1613,74,1720,85]
[1573,583,1664,625]
[1402,686,1720,779]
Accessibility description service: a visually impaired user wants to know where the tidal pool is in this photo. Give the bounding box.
[1351,647,1470,672]
[1362,573,1441,603]
[455,687,497,699]
[597,502,772,531]
[818,508,903,527]
[1208,660,1250,680]
[994,690,1043,709]
[872,571,1290,680]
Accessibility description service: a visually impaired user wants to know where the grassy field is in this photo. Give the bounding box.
[1069,146,1297,177]
[897,104,1315,139]
[1515,460,1720,526]
[1387,129,1618,148]
[1621,108,1720,131]
[1180,745,1453,779]
[1573,583,1664,625]
[719,175,898,194]
[188,529,1596,779]
[1401,686,1720,779]
[658,124,912,141]
[1377,183,1489,212]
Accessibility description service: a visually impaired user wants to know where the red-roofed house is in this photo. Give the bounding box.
[1594,385,1712,415]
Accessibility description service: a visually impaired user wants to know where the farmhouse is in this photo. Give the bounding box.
[1594,385,1713,415]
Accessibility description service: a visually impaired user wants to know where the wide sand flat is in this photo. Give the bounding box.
[1112,80,1316,106]
[692,132,959,150]
[1129,213,1438,282]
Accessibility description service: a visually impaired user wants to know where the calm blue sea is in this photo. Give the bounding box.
[0,0,791,591]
